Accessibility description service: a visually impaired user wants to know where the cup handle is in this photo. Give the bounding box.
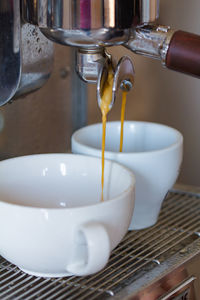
[67,222,110,276]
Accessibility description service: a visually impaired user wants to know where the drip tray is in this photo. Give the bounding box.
[1,187,200,299]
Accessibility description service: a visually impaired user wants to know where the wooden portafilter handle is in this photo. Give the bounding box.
[166,30,200,78]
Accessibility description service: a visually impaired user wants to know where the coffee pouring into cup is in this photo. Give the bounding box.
[0,154,135,277]
[72,121,183,230]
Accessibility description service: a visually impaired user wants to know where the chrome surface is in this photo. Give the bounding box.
[76,48,111,83]
[0,1,54,106]
[0,0,21,106]
[141,0,160,24]
[22,0,160,48]
[157,276,196,300]
[159,27,175,65]
[97,56,134,109]
[113,56,135,92]
[1,188,200,299]
[124,25,175,63]
[15,23,54,99]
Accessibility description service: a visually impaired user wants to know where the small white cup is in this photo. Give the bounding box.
[72,121,183,230]
[0,154,135,277]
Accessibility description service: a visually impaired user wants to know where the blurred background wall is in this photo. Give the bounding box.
[0,0,200,186]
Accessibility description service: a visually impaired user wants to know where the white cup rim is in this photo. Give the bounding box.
[72,121,183,156]
[0,153,135,211]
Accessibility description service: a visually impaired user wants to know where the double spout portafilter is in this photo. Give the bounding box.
[0,0,200,106]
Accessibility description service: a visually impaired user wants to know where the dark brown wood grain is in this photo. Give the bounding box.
[166,30,200,78]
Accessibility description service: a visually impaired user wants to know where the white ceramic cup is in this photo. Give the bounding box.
[72,121,183,230]
[0,154,135,277]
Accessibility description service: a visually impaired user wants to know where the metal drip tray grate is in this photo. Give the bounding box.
[1,188,200,299]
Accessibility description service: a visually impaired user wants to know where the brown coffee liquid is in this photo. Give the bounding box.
[100,69,114,201]
[119,91,127,152]
[100,75,128,201]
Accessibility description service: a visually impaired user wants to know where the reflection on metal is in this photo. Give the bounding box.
[15,23,54,99]
[0,1,54,106]
[76,48,110,84]
[22,0,160,48]
[0,0,21,106]
[97,56,135,110]
[124,25,175,64]
[104,0,116,28]
[158,278,194,300]
[113,56,135,92]
[141,0,160,23]
[1,188,200,299]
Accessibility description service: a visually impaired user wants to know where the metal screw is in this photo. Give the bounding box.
[120,80,133,92]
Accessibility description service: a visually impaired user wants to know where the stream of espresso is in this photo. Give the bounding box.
[119,91,127,153]
[100,69,114,201]
[100,69,128,201]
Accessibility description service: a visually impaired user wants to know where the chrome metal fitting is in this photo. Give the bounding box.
[124,25,175,64]
[0,0,54,106]
[76,48,113,84]
[159,28,175,64]
[97,56,135,110]
[22,0,160,48]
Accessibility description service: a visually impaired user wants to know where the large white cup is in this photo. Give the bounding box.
[0,154,135,277]
[72,121,183,230]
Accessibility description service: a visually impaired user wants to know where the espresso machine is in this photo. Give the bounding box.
[1,0,200,107]
[1,1,200,299]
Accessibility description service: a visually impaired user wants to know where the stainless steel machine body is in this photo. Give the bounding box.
[0,0,54,106]
[22,0,159,48]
